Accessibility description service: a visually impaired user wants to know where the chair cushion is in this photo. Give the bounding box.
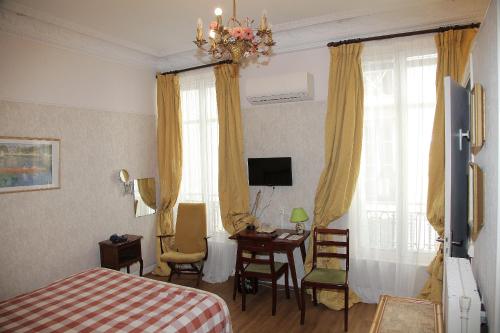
[160,250,205,264]
[245,262,286,274]
[175,203,207,254]
[304,268,346,285]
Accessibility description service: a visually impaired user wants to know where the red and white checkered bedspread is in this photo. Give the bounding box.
[0,268,232,333]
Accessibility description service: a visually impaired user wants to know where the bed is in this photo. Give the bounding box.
[0,267,232,333]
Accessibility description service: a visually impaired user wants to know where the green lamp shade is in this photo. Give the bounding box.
[290,208,309,223]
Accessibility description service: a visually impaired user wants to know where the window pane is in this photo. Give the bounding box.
[353,37,438,264]
[181,89,200,121]
[179,73,223,234]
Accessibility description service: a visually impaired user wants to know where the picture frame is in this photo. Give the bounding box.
[470,83,485,155]
[468,162,484,241]
[0,136,60,194]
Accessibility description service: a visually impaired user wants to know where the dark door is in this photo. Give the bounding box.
[444,76,469,258]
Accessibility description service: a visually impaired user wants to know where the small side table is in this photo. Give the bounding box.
[99,234,143,276]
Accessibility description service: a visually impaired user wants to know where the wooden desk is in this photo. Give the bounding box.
[230,228,310,310]
[99,234,143,276]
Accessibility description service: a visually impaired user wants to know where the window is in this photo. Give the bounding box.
[350,36,438,265]
[178,71,223,234]
[348,36,440,302]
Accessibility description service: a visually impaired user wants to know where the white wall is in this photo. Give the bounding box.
[471,0,500,331]
[0,32,158,300]
[0,31,155,115]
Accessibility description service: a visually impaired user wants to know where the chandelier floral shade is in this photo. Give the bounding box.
[194,0,275,63]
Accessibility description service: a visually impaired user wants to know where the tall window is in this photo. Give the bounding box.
[349,36,438,301]
[178,71,223,234]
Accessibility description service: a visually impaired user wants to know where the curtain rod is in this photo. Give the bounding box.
[327,23,480,47]
[158,59,233,76]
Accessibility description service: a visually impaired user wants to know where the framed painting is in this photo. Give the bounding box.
[470,83,485,155]
[468,162,484,241]
[0,137,60,194]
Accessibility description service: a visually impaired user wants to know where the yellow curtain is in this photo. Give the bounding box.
[214,63,257,235]
[419,28,477,302]
[303,43,364,310]
[137,178,156,209]
[152,74,182,276]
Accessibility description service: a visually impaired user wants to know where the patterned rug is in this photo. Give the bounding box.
[369,295,443,333]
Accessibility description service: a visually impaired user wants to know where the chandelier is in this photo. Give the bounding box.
[194,0,275,63]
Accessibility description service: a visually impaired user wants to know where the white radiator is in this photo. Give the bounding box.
[444,257,481,333]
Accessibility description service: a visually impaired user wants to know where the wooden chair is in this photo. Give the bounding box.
[301,228,350,331]
[235,238,290,315]
[157,203,208,287]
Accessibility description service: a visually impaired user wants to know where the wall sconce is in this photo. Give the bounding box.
[119,169,133,195]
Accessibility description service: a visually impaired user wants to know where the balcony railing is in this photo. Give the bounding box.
[366,209,437,252]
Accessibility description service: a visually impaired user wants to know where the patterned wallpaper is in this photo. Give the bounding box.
[0,100,157,300]
[242,100,329,280]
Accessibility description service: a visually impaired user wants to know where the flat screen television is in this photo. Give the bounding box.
[248,157,292,186]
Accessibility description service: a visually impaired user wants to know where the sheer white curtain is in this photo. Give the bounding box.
[179,71,222,234]
[349,35,439,303]
[178,70,236,283]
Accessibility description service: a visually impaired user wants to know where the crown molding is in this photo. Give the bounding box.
[0,4,159,68]
[1,0,162,56]
[158,4,486,71]
[0,0,487,72]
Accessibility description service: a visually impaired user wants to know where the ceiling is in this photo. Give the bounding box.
[0,0,490,69]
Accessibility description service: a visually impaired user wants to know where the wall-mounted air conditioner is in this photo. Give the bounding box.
[245,72,314,105]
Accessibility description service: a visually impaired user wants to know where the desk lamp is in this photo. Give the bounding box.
[290,208,308,234]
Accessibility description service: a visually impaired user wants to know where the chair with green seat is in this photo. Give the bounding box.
[300,228,350,331]
[157,202,208,287]
[236,238,290,315]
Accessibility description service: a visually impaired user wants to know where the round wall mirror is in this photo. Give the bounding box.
[119,169,130,183]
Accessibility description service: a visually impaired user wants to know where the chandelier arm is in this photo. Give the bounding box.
[232,17,242,27]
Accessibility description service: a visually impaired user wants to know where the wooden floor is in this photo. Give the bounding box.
[146,273,377,333]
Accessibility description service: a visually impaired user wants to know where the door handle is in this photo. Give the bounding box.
[458,128,470,151]
[436,237,462,246]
